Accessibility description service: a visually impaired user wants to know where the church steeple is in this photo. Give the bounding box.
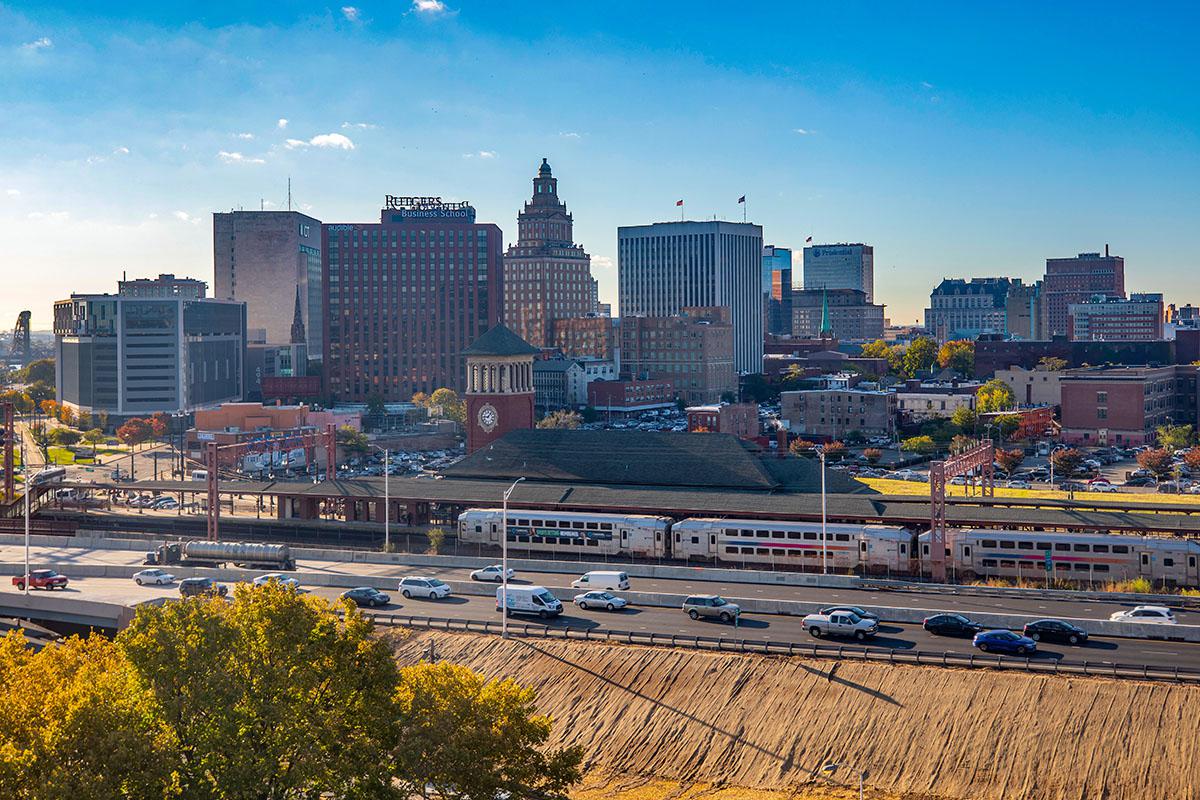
[289,285,306,345]
[819,288,833,338]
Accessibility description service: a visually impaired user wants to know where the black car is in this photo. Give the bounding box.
[341,587,391,608]
[179,577,228,598]
[1124,475,1157,488]
[819,605,879,621]
[1022,619,1088,645]
[923,613,984,637]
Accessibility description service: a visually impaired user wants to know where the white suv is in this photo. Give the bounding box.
[1109,605,1177,624]
[399,576,451,599]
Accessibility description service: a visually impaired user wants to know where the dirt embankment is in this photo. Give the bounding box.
[391,631,1199,800]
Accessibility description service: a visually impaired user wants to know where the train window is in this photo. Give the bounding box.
[1113,545,1129,554]
[516,519,527,526]
[621,531,628,541]
[692,536,700,545]
[1017,541,1033,550]
[758,530,770,537]
[600,523,613,530]
[999,560,1016,568]
[1072,544,1089,552]
[769,531,782,539]
[772,548,786,556]
[981,558,997,567]
[544,520,556,528]
[1055,563,1070,571]
[787,532,801,540]
[1036,542,1052,551]
[1191,556,1197,569]
[1073,563,1089,571]
[532,536,543,544]
[655,531,661,541]
[476,525,484,533]
[573,522,585,529]
[963,546,971,558]
[725,546,739,554]
[1055,543,1071,552]
[1164,558,1175,567]
[587,539,599,547]
[756,548,769,555]
[741,529,753,537]
[674,533,680,543]
[741,547,755,555]
[806,550,818,558]
[999,541,1015,549]
[860,541,868,552]
[724,529,738,537]
[1093,564,1110,572]
[587,523,598,530]
[532,520,543,527]
[900,543,907,554]
[788,550,802,557]
[922,544,929,555]
[836,534,850,542]
[518,535,529,543]
[710,535,716,545]
[1092,544,1109,553]
[804,532,817,540]
[981,539,997,548]
[1141,554,1149,566]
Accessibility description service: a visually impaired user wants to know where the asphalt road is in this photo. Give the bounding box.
[11,576,1200,671]
[4,542,1197,625]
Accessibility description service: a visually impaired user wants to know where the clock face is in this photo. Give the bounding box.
[478,403,499,433]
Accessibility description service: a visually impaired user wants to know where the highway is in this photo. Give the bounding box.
[8,575,1200,671]
[3,542,1198,625]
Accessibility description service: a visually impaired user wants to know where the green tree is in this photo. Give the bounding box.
[1155,423,1193,453]
[937,339,975,374]
[580,406,599,424]
[975,379,1016,413]
[49,428,81,447]
[1050,447,1084,478]
[1137,447,1175,479]
[393,661,583,800]
[426,526,447,554]
[950,405,977,432]
[83,428,107,459]
[429,387,466,426]
[336,425,369,453]
[536,410,583,430]
[994,413,1022,441]
[995,448,1025,476]
[26,381,54,404]
[900,435,936,454]
[118,583,401,798]
[19,358,55,386]
[1037,356,1068,371]
[901,337,938,378]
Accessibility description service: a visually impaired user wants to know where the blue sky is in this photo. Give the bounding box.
[2,1,1198,330]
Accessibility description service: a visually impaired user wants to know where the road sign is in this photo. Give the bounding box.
[1044,550,1053,571]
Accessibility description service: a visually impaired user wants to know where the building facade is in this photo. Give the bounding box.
[502,159,596,348]
[463,325,538,453]
[792,289,885,342]
[1041,247,1126,337]
[994,365,1064,407]
[924,277,1016,342]
[587,378,676,415]
[894,381,980,422]
[686,402,759,438]
[780,388,896,440]
[551,314,618,363]
[322,197,503,402]
[618,220,763,374]
[620,306,736,405]
[762,245,793,336]
[54,276,246,420]
[1059,365,1199,447]
[1005,280,1043,340]
[532,359,586,411]
[802,243,874,302]
[213,210,323,358]
[1068,293,1164,341]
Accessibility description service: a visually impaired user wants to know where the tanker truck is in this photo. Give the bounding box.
[144,541,296,571]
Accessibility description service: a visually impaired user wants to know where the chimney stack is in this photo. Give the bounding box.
[1105,243,1109,257]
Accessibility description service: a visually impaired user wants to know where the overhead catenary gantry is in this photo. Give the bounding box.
[928,440,996,582]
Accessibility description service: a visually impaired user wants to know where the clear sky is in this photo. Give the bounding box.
[2,1,1198,331]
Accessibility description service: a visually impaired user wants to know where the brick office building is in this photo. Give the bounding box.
[322,197,503,402]
[551,314,617,362]
[620,306,736,405]
[1059,365,1199,447]
[1068,293,1164,341]
[1041,247,1125,336]
[780,388,897,441]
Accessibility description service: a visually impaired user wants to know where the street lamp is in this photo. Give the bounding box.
[819,447,828,575]
[21,441,29,596]
[501,476,525,638]
[821,762,867,800]
[369,444,391,552]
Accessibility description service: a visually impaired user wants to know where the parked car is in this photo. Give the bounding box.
[1158,481,1190,493]
[1089,482,1119,493]
[923,613,984,637]
[573,590,628,611]
[1057,481,1085,492]
[1005,480,1032,490]
[399,576,452,599]
[802,610,879,640]
[1022,619,1088,645]
[1123,476,1157,488]
[253,573,301,589]
[340,587,391,607]
[973,629,1037,655]
[470,565,515,582]
[682,595,741,623]
[949,476,967,486]
[178,577,228,598]
[12,569,69,590]
[132,568,175,586]
[1109,605,1176,624]
[819,605,879,621]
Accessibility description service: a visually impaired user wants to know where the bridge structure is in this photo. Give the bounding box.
[929,440,996,582]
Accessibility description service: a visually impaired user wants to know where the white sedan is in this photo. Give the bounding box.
[1089,482,1120,493]
[132,568,176,586]
[399,576,452,599]
[573,591,628,611]
[1109,605,1177,624]
[252,573,301,589]
[470,565,515,582]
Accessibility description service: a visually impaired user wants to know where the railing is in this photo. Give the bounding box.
[371,613,1200,685]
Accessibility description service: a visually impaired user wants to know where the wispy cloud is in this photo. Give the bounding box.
[173,211,199,224]
[235,132,255,140]
[559,131,582,139]
[113,146,130,155]
[217,150,266,165]
[341,6,361,22]
[277,118,289,129]
[792,128,812,135]
[591,255,614,271]
[412,0,450,15]
[341,121,377,130]
[27,211,70,222]
[4,189,20,198]
[309,133,356,150]
[921,81,935,89]
[20,37,53,53]
[463,150,496,159]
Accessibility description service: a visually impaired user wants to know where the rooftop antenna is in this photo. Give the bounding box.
[260,198,264,211]
[287,177,293,212]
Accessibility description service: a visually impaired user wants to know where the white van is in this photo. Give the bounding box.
[570,570,630,591]
[496,585,563,619]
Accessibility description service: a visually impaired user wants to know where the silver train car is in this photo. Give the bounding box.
[457,508,672,559]
[919,528,1200,586]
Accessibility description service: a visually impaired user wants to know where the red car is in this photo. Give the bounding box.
[12,569,69,590]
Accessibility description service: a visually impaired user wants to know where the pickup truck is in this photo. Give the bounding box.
[12,569,70,591]
[802,611,879,641]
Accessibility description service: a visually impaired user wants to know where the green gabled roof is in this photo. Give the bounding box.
[462,324,540,357]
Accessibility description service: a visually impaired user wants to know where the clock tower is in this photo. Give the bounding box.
[463,324,539,453]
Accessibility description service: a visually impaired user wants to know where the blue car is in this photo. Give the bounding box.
[973,629,1037,656]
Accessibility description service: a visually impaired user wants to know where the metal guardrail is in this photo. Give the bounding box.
[372,613,1200,685]
[861,578,1200,610]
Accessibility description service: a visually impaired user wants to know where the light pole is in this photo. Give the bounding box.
[819,447,828,575]
[369,445,391,552]
[821,762,867,800]
[21,441,29,596]
[501,476,525,638]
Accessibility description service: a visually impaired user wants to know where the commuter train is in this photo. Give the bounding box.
[457,508,1200,586]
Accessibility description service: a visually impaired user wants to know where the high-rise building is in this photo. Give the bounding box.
[792,288,885,342]
[618,220,763,373]
[502,159,595,348]
[322,196,503,402]
[620,306,735,405]
[1041,247,1126,336]
[551,315,618,364]
[924,278,1014,342]
[213,210,323,358]
[1005,280,1043,340]
[762,245,793,336]
[802,243,874,302]
[1068,293,1164,341]
[54,275,246,420]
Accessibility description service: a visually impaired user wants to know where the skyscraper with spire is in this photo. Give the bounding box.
[502,159,598,348]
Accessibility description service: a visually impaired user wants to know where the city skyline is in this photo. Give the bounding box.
[2,2,1199,329]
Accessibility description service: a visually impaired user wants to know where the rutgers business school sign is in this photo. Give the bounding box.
[383,195,476,223]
